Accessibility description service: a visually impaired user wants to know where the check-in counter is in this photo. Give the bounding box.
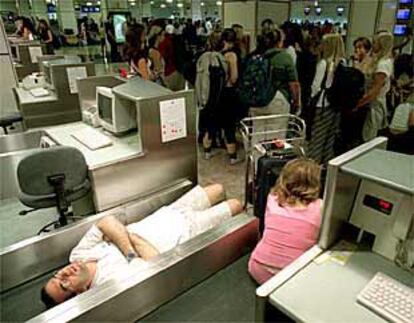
[9,39,47,81]
[77,75,126,112]
[44,77,197,212]
[255,138,414,323]
[45,122,143,211]
[13,58,95,128]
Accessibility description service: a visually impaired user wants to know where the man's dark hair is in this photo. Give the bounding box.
[353,37,372,52]
[221,28,237,44]
[41,286,58,309]
[261,19,274,28]
[261,29,282,51]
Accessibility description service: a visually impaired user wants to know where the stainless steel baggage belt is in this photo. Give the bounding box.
[0,180,193,292]
[28,214,258,322]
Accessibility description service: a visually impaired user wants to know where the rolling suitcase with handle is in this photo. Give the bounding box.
[254,147,301,234]
[240,115,307,235]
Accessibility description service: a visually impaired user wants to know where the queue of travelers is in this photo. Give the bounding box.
[118,18,413,286]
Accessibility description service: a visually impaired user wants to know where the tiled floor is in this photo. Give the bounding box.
[198,146,246,203]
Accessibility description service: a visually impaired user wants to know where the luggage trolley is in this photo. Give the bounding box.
[240,114,306,233]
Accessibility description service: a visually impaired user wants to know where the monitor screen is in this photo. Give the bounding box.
[11,46,17,59]
[98,93,113,125]
[315,7,322,15]
[304,7,311,15]
[394,24,408,36]
[399,0,413,4]
[396,9,411,20]
[44,65,51,85]
[114,14,127,43]
[337,6,345,15]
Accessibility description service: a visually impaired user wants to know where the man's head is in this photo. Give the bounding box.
[41,262,92,308]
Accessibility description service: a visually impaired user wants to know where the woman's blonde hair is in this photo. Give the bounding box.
[322,33,345,67]
[371,31,393,69]
[272,159,321,206]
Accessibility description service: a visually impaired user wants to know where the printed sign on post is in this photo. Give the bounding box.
[159,98,187,143]
[28,46,42,63]
[66,66,87,94]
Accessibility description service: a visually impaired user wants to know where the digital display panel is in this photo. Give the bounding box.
[396,9,411,20]
[114,14,127,43]
[81,6,100,13]
[337,6,344,16]
[363,195,394,215]
[47,4,56,13]
[399,0,413,4]
[394,24,408,36]
[304,7,311,15]
[315,7,322,15]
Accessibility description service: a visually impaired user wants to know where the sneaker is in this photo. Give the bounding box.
[203,147,212,160]
[229,153,244,165]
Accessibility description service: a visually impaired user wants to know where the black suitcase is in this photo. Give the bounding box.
[254,151,298,234]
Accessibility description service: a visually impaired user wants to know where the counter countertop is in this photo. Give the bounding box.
[269,246,414,323]
[45,122,143,170]
[15,87,58,105]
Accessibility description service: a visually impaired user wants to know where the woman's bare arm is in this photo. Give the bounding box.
[356,72,386,109]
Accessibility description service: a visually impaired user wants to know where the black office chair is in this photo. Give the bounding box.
[0,112,23,134]
[17,146,91,234]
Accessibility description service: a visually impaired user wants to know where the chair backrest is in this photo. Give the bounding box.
[17,146,88,198]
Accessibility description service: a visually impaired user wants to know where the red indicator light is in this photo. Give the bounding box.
[379,200,391,209]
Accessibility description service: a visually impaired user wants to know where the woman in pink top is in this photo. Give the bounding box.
[249,159,322,284]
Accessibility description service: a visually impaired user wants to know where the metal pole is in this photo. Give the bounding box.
[16,0,21,16]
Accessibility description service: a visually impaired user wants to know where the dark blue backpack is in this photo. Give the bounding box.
[238,49,279,107]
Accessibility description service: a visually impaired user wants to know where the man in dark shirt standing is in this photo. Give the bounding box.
[105,15,119,62]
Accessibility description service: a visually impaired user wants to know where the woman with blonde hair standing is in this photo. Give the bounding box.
[354,31,394,141]
[306,33,345,164]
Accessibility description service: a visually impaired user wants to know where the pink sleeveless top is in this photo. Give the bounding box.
[251,196,322,269]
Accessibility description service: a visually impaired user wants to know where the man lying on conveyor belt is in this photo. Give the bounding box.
[40,184,242,308]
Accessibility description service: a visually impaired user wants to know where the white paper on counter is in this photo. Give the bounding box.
[159,97,187,143]
[29,46,43,63]
[67,66,87,94]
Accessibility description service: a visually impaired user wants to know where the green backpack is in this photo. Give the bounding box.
[238,49,279,107]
